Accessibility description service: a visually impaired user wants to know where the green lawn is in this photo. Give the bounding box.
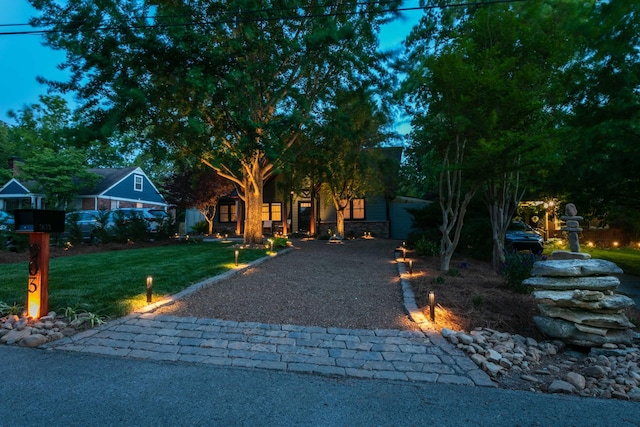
[0,242,269,319]
[582,247,640,276]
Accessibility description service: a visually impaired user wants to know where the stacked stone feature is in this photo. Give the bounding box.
[525,259,635,347]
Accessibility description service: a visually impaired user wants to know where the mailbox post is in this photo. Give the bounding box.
[14,209,65,319]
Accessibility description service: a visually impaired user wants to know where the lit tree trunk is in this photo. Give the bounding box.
[309,187,317,236]
[336,208,345,238]
[243,171,265,245]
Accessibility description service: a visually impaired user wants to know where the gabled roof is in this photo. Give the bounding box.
[0,166,167,206]
[0,178,42,196]
[80,167,139,195]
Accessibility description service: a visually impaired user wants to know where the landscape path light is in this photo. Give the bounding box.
[408,260,413,276]
[146,276,153,303]
[429,290,435,322]
[235,250,239,266]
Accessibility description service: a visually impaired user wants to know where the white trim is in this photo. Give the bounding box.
[134,174,144,192]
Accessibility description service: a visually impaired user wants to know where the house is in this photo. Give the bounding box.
[185,147,431,240]
[0,162,167,212]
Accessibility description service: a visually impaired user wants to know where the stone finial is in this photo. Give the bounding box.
[560,203,583,253]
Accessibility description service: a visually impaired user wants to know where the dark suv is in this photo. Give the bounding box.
[505,221,544,254]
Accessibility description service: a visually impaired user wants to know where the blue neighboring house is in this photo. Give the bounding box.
[0,164,167,212]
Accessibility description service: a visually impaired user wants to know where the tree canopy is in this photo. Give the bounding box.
[31,0,400,243]
[399,0,588,270]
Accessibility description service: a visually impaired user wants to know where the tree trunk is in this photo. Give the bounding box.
[309,187,317,236]
[243,172,265,245]
[485,171,524,271]
[336,208,345,238]
[438,136,476,272]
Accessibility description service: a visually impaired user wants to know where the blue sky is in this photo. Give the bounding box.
[0,1,422,126]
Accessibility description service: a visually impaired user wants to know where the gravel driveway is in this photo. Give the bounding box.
[155,238,421,331]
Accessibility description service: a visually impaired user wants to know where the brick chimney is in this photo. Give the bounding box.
[8,156,23,177]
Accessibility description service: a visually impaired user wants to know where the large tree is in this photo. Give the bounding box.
[550,0,640,221]
[31,0,400,244]
[313,86,395,238]
[401,0,581,270]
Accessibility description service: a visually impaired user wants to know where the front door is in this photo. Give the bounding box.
[298,202,311,234]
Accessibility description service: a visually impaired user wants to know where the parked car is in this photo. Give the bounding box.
[108,208,165,232]
[505,221,544,254]
[63,210,104,243]
[0,210,15,231]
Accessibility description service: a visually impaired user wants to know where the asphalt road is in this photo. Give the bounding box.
[3,346,640,427]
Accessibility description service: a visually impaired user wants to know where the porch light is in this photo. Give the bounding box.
[429,291,435,322]
[146,276,153,303]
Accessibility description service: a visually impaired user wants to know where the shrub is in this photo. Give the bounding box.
[110,210,149,243]
[91,210,114,244]
[431,276,445,284]
[472,295,484,307]
[447,268,462,277]
[64,212,84,244]
[500,250,546,293]
[267,237,290,249]
[190,221,209,235]
[413,236,439,257]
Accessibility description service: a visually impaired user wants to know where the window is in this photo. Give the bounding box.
[219,204,236,223]
[344,199,365,220]
[134,175,143,192]
[262,203,282,221]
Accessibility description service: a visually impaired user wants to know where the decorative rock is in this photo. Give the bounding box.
[627,387,640,402]
[0,328,32,345]
[537,305,635,329]
[441,328,456,338]
[457,333,474,345]
[19,334,48,348]
[532,290,634,311]
[524,276,620,291]
[15,317,28,331]
[531,259,623,277]
[548,380,576,394]
[483,361,504,377]
[565,372,586,390]
[533,316,635,347]
[583,365,607,379]
[550,251,591,260]
[485,349,502,363]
